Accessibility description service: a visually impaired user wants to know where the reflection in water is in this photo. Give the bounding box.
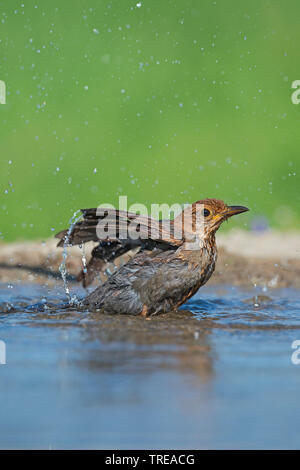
[1,283,300,448]
[77,309,214,383]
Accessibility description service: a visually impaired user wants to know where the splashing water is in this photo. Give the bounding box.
[79,243,88,287]
[79,243,87,276]
[59,209,83,304]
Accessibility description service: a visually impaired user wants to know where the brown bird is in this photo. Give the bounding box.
[56,198,248,316]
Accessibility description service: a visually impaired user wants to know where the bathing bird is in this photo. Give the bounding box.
[56,199,248,315]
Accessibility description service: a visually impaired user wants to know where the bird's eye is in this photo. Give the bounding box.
[202,208,210,217]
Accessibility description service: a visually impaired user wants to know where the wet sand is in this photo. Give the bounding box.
[0,230,299,289]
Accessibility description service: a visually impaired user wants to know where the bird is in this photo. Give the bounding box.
[55,198,249,316]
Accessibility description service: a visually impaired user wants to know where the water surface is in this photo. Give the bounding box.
[1,283,300,449]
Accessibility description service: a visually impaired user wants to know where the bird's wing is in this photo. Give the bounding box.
[55,208,182,247]
[55,208,182,287]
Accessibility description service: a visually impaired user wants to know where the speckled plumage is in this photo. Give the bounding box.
[56,198,248,315]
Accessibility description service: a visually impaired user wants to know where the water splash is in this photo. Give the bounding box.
[79,243,88,288]
[59,209,83,304]
[105,266,113,277]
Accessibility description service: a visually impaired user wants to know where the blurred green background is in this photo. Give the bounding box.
[1,0,300,241]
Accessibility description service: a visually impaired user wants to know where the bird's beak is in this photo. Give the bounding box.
[225,205,249,218]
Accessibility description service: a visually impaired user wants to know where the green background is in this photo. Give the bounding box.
[1,0,300,241]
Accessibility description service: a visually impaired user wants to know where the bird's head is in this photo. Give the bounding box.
[176,198,249,242]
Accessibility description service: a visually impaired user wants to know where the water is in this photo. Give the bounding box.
[58,209,83,304]
[1,282,300,449]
